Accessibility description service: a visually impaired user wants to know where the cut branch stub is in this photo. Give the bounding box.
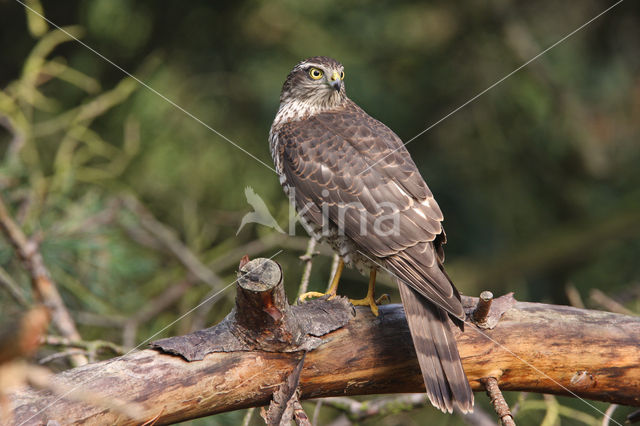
[151,258,352,360]
[473,291,494,325]
[233,258,303,350]
[466,292,515,329]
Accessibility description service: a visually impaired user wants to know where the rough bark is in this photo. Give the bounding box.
[8,259,640,425]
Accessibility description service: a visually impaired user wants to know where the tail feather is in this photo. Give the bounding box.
[397,280,474,413]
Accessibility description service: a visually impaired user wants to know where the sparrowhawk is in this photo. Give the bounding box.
[269,56,473,413]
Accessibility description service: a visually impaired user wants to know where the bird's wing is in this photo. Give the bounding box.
[275,102,463,319]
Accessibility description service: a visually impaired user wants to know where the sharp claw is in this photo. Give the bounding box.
[298,290,337,303]
[370,303,379,317]
[375,294,390,305]
[349,296,380,316]
[298,291,326,303]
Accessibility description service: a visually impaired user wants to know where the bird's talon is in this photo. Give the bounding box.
[298,291,325,303]
[376,294,390,305]
[350,296,380,316]
[298,291,336,303]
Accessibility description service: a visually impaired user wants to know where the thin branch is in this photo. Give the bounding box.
[481,377,515,426]
[321,393,499,425]
[602,404,618,426]
[0,194,87,366]
[120,195,224,289]
[323,394,429,422]
[0,115,26,162]
[541,395,559,426]
[188,284,233,332]
[292,400,311,426]
[589,289,636,316]
[565,283,585,309]
[42,335,124,356]
[311,400,323,426]
[297,237,317,298]
[122,280,193,348]
[241,407,255,426]
[38,349,89,365]
[0,265,30,308]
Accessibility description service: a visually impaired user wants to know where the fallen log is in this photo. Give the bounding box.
[8,258,640,425]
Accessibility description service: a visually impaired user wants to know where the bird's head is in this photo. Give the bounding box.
[279,56,346,110]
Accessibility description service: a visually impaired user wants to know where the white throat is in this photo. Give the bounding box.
[273,99,323,127]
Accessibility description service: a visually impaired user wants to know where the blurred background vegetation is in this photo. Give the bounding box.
[1,0,639,424]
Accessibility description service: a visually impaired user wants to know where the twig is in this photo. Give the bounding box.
[241,407,255,426]
[121,195,224,289]
[0,194,88,366]
[627,408,640,424]
[74,311,127,328]
[323,394,497,425]
[0,114,26,161]
[208,233,290,272]
[565,283,585,309]
[297,237,317,298]
[188,285,233,332]
[602,404,617,426]
[42,335,124,362]
[0,265,30,307]
[590,289,636,316]
[481,377,515,426]
[322,394,436,422]
[39,349,89,365]
[122,280,193,348]
[292,400,312,426]
[311,400,323,426]
[541,395,559,426]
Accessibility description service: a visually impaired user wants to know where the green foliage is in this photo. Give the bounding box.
[1,1,639,424]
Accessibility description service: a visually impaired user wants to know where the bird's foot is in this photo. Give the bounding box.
[298,290,336,303]
[350,293,389,317]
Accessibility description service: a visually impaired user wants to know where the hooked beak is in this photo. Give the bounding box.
[329,71,342,91]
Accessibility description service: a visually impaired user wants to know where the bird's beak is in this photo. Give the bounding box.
[329,71,342,91]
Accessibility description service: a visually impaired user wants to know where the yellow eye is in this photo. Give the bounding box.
[309,68,323,80]
[340,71,345,80]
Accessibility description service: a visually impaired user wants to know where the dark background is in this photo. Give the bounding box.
[1,0,639,424]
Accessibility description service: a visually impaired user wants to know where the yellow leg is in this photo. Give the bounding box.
[350,268,385,316]
[326,257,344,294]
[299,258,344,302]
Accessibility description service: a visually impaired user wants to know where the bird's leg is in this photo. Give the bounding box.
[350,267,386,316]
[298,258,344,302]
[326,257,344,295]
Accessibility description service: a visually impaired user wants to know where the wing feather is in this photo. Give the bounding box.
[275,98,473,411]
[278,101,461,318]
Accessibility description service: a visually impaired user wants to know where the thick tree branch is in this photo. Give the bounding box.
[8,258,640,425]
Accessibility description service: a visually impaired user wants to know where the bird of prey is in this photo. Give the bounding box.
[269,56,473,413]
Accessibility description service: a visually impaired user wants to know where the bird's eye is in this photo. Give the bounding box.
[340,71,345,80]
[309,68,323,80]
